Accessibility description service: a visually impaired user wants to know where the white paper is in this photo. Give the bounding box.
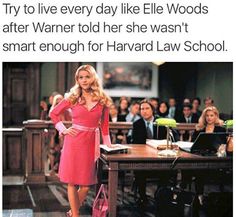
[100,144,131,152]
[175,141,193,149]
[146,139,168,149]
[175,141,193,152]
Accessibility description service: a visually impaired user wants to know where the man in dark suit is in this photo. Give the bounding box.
[132,99,173,205]
[132,100,166,144]
[178,103,199,124]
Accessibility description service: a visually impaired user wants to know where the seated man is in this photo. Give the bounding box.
[178,103,199,124]
[132,99,177,205]
[132,100,165,144]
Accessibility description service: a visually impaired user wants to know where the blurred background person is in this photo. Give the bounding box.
[168,97,177,119]
[109,103,125,122]
[48,91,60,111]
[183,98,191,104]
[157,101,170,118]
[126,101,141,143]
[39,91,60,120]
[40,99,49,120]
[109,103,126,143]
[149,97,159,115]
[178,103,199,124]
[118,97,130,120]
[204,96,214,108]
[168,97,181,120]
[192,97,202,119]
[50,94,72,121]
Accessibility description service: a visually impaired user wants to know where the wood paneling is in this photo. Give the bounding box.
[24,121,49,183]
[3,129,24,175]
[27,64,40,119]
[11,78,26,102]
[56,62,81,93]
[3,63,40,127]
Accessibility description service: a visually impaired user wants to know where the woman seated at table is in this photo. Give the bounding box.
[192,106,225,141]
[182,106,225,205]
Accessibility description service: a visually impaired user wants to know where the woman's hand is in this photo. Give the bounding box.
[62,127,78,137]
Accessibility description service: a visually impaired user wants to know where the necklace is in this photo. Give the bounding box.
[206,125,214,132]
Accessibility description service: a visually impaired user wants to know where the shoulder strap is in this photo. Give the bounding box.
[93,184,108,208]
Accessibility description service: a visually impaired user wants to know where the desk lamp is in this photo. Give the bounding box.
[224,120,233,132]
[224,120,233,153]
[156,118,177,156]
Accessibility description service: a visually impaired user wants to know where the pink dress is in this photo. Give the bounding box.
[50,98,111,185]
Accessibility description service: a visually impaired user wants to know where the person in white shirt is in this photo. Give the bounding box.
[168,97,177,119]
[126,101,141,143]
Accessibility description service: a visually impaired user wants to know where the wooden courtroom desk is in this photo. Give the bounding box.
[99,145,232,217]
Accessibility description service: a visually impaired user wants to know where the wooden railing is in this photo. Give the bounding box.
[109,122,132,144]
[109,122,196,143]
[176,123,196,142]
[3,120,231,183]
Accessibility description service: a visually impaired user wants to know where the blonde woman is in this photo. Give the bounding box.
[191,106,225,205]
[50,65,112,217]
[192,106,225,141]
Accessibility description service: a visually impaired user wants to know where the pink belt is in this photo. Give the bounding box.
[72,124,100,162]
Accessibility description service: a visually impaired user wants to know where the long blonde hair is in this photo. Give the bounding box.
[196,106,223,130]
[67,65,112,106]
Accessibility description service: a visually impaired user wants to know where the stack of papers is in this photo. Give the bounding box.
[100,144,131,153]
